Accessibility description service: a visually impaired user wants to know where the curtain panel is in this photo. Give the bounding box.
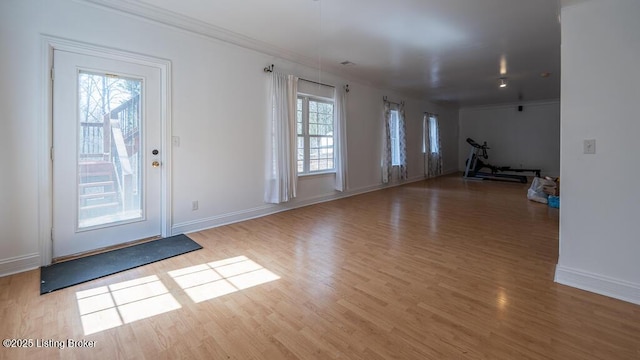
[265,72,298,204]
[423,113,443,178]
[334,86,348,192]
[381,101,392,183]
[398,102,408,180]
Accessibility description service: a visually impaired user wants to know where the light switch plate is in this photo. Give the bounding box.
[584,139,596,154]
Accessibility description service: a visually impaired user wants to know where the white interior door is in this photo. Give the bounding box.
[52,49,163,258]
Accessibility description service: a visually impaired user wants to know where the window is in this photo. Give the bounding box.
[389,109,400,165]
[428,115,440,153]
[296,96,335,174]
[422,113,441,154]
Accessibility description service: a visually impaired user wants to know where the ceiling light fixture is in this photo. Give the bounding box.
[499,55,507,75]
[499,78,508,88]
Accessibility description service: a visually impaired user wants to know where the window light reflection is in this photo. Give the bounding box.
[74,256,280,335]
[497,288,509,310]
[76,275,181,335]
[168,256,280,303]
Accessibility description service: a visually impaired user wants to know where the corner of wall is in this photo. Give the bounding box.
[555,265,640,306]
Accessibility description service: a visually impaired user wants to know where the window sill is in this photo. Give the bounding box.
[298,170,336,178]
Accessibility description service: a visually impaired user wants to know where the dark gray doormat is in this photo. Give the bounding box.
[40,234,202,294]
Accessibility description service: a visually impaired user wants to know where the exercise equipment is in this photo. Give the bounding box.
[463,138,540,184]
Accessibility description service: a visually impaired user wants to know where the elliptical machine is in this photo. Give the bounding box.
[463,138,540,184]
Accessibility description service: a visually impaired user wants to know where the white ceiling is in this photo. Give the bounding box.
[92,0,562,107]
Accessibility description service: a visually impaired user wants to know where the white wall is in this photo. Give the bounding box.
[458,101,560,177]
[0,0,457,275]
[555,0,640,305]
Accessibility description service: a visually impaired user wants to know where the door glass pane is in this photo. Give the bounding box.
[77,72,143,229]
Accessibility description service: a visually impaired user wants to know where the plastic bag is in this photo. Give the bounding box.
[527,177,553,204]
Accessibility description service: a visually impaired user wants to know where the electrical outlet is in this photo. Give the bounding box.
[192,200,198,211]
[584,139,596,154]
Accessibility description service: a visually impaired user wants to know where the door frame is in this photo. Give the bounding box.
[39,36,172,265]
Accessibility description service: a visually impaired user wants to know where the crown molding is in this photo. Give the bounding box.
[78,0,433,103]
[82,0,324,70]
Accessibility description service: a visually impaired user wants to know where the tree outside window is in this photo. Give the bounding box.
[296,96,335,174]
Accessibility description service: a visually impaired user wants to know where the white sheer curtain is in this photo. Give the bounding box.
[423,112,443,177]
[265,72,298,204]
[398,102,408,180]
[381,101,392,183]
[334,85,348,191]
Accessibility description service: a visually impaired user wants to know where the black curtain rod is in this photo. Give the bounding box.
[383,96,404,106]
[299,77,335,89]
[263,64,336,89]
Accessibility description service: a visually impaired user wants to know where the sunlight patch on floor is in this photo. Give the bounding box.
[75,256,279,335]
[168,255,280,303]
[76,275,181,335]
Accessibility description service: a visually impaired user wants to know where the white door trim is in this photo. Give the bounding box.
[40,35,172,266]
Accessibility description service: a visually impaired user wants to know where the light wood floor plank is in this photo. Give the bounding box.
[1,175,639,359]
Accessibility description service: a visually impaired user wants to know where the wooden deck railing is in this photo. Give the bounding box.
[79,94,140,160]
[80,94,140,212]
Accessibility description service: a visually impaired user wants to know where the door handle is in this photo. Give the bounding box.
[152,161,160,168]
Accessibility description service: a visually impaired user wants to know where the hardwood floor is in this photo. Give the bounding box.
[1,175,639,359]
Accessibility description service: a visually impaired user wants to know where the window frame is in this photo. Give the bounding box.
[296,94,336,176]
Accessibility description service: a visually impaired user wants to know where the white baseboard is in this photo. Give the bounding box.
[172,176,433,235]
[0,174,450,277]
[0,253,41,278]
[172,187,377,235]
[171,204,274,235]
[555,265,640,305]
